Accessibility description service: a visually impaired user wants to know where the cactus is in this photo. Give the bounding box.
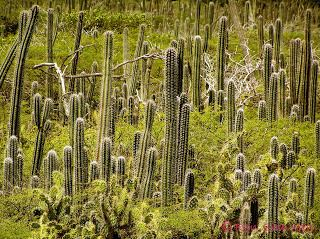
[30,175,40,189]
[100,137,112,186]
[274,18,282,70]
[140,147,157,199]
[243,1,251,27]
[89,161,99,182]
[77,93,86,118]
[258,100,267,120]
[6,135,18,186]
[44,150,58,190]
[279,143,287,169]
[285,97,292,117]
[267,174,279,239]
[287,150,296,168]
[235,108,244,152]
[46,8,54,98]
[128,96,134,125]
[177,38,185,96]
[279,69,286,118]
[177,104,191,185]
[263,44,273,101]
[74,118,87,193]
[0,11,28,89]
[236,153,245,172]
[63,146,73,196]
[208,2,214,38]
[123,27,129,78]
[291,131,300,158]
[194,0,200,36]
[183,169,194,210]
[268,73,278,123]
[251,197,259,229]
[227,80,235,133]
[162,48,178,206]
[136,100,156,182]
[268,24,274,46]
[299,9,312,118]
[17,153,23,188]
[316,120,320,157]
[217,90,224,123]
[270,136,279,160]
[208,89,215,109]
[253,169,262,190]
[9,5,39,140]
[3,157,13,193]
[240,202,251,238]
[289,39,299,104]
[69,94,79,147]
[304,168,316,224]
[129,24,145,96]
[203,24,209,53]
[242,170,251,191]
[87,62,98,105]
[97,31,113,160]
[308,60,318,123]
[69,11,84,92]
[257,15,264,56]
[174,19,179,39]
[217,16,228,91]
[192,35,201,110]
[235,169,243,181]
[141,41,149,100]
[288,178,297,197]
[117,156,125,187]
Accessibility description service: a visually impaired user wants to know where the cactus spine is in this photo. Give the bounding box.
[304,168,316,224]
[97,31,113,160]
[9,5,39,140]
[183,169,194,210]
[162,48,178,206]
[227,80,235,133]
[217,16,227,91]
[192,35,201,110]
[268,174,279,239]
[308,60,318,123]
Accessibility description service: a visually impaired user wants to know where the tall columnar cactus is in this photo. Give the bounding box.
[268,73,278,123]
[140,147,157,199]
[3,157,13,193]
[162,48,178,206]
[87,62,98,104]
[63,146,73,196]
[257,15,264,56]
[136,100,156,183]
[286,150,296,168]
[129,24,145,95]
[6,135,18,186]
[299,9,312,118]
[69,94,79,147]
[270,136,279,160]
[117,156,126,187]
[288,178,297,197]
[208,89,215,109]
[268,174,279,239]
[236,153,245,172]
[100,137,112,186]
[89,161,99,182]
[44,150,58,190]
[177,104,191,185]
[227,80,235,133]
[279,143,287,169]
[177,38,185,96]
[141,41,149,101]
[122,27,129,78]
[32,96,53,176]
[9,5,39,140]
[289,39,299,104]
[308,60,318,123]
[235,108,244,152]
[132,131,142,175]
[304,168,316,224]
[183,169,194,210]
[217,16,228,91]
[203,24,209,53]
[192,35,201,110]
[263,44,273,101]
[194,0,200,36]
[46,8,54,98]
[274,18,282,70]
[128,96,134,125]
[97,31,113,160]
[208,1,214,38]
[258,100,267,120]
[291,131,300,158]
[316,120,320,157]
[243,1,251,27]
[74,118,87,193]
[17,153,23,188]
[253,169,262,190]
[242,170,251,191]
[0,11,27,89]
[240,202,251,238]
[69,11,84,92]
[285,97,292,117]
[279,70,286,118]
[268,24,274,46]
[217,90,224,123]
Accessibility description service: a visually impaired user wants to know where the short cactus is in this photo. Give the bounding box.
[63,146,73,196]
[227,80,236,133]
[258,100,267,120]
[44,150,58,190]
[89,161,99,182]
[304,168,316,224]
[183,169,194,210]
[268,174,279,239]
[3,157,13,193]
[270,136,279,160]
